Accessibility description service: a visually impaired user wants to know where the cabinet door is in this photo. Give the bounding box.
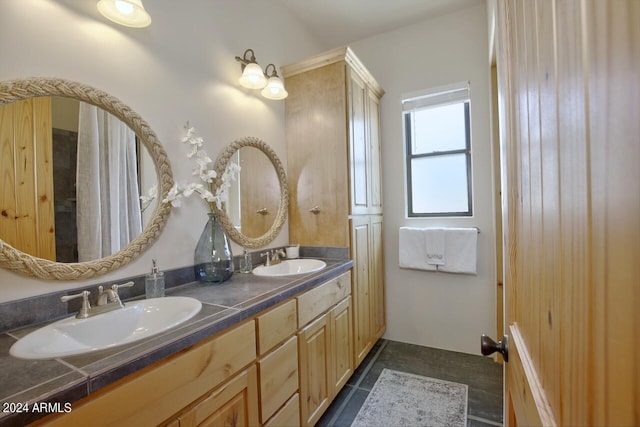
[350,216,371,367]
[367,90,383,214]
[177,365,259,427]
[298,313,332,427]
[348,69,370,215]
[330,296,354,394]
[370,215,385,340]
[285,62,350,247]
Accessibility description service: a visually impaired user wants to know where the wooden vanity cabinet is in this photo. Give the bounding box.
[296,271,353,426]
[36,271,352,427]
[282,46,386,371]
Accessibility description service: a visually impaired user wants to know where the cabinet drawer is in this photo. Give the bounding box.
[176,365,259,427]
[297,271,351,327]
[263,393,300,427]
[46,321,257,426]
[258,336,299,423]
[256,299,297,355]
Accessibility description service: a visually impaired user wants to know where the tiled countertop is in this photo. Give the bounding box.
[0,258,352,427]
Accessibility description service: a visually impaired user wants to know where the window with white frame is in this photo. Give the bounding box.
[402,82,472,217]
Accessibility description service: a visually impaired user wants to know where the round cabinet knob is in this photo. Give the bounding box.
[309,206,321,214]
[480,334,509,362]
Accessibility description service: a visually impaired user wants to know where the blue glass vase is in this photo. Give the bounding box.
[194,213,234,283]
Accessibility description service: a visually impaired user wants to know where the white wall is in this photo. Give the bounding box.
[0,0,325,302]
[0,2,496,356]
[351,3,496,355]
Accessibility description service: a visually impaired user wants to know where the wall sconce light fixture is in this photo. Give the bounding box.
[235,49,288,100]
[97,0,152,28]
[261,64,288,100]
[235,49,267,90]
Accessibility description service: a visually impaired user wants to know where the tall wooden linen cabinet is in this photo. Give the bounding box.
[282,46,385,368]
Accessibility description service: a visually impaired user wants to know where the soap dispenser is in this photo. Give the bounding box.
[145,259,165,298]
[239,248,253,273]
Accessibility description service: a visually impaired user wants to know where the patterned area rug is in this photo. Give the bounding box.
[351,369,468,427]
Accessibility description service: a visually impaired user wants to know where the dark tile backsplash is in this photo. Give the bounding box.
[0,246,348,333]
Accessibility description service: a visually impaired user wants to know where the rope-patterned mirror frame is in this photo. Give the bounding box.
[213,137,288,249]
[0,77,173,280]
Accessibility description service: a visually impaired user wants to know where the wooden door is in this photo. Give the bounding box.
[0,97,56,260]
[496,1,640,425]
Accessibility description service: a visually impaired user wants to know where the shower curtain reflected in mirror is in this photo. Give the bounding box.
[76,102,142,262]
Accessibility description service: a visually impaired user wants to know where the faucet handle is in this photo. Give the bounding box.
[111,281,134,293]
[111,281,134,302]
[260,251,271,266]
[60,290,91,319]
[60,290,91,303]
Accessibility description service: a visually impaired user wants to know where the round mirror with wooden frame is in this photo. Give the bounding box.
[213,137,288,248]
[0,77,173,280]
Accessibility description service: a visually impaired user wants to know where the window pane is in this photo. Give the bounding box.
[412,103,466,154]
[411,154,469,214]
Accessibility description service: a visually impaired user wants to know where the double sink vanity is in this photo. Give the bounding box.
[1,254,352,426]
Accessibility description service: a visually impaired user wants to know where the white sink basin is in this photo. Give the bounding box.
[9,296,202,360]
[252,259,327,277]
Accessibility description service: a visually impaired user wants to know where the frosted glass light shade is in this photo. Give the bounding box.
[261,76,288,100]
[97,0,152,28]
[239,63,267,89]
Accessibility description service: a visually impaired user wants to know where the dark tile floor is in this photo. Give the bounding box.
[317,339,503,427]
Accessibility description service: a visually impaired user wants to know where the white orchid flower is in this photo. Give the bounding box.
[183,182,203,197]
[200,189,215,202]
[164,123,242,213]
[140,184,158,204]
[162,183,183,207]
[199,169,217,183]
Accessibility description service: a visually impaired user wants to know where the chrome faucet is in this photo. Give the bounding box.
[260,249,287,266]
[60,290,92,319]
[270,249,286,265]
[61,281,134,319]
[97,281,134,307]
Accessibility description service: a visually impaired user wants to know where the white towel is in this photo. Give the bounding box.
[424,228,446,265]
[399,227,437,271]
[439,228,478,274]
